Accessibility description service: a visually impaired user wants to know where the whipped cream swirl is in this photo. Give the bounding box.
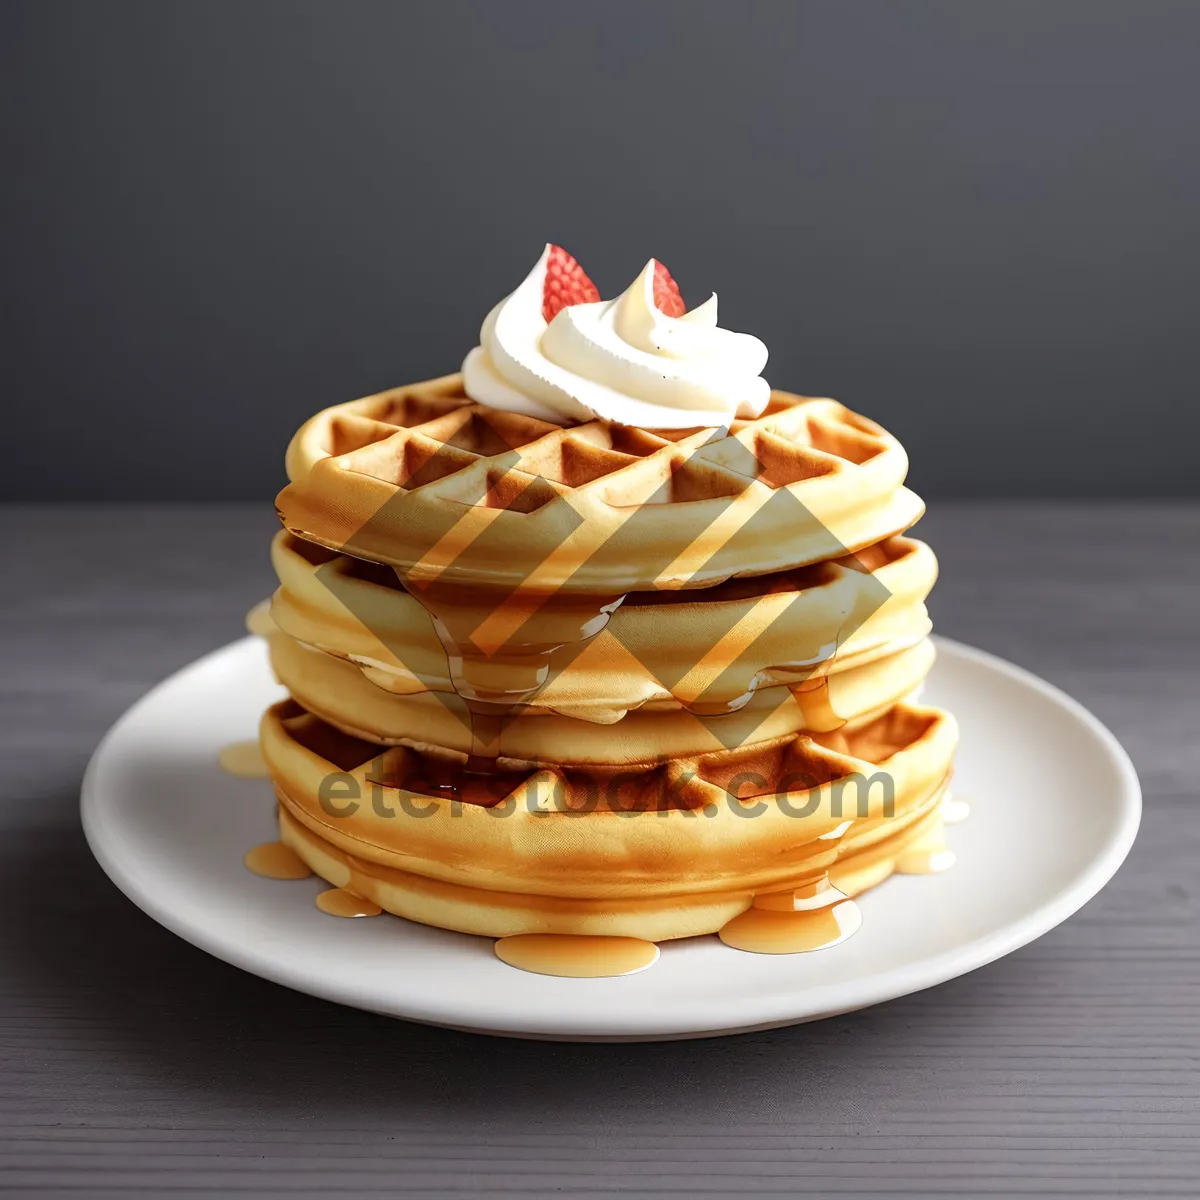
[462,245,771,428]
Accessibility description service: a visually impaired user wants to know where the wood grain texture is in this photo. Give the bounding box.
[1,503,1197,1198]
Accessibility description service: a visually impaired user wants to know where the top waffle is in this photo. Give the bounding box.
[277,374,925,593]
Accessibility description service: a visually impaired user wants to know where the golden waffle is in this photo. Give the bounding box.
[276,374,925,592]
[267,627,936,766]
[267,530,936,721]
[262,698,957,941]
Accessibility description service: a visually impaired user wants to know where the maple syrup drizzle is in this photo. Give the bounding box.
[463,705,507,774]
[790,674,843,736]
[494,933,659,978]
[405,577,625,771]
[719,887,863,954]
[315,888,383,918]
[244,841,312,880]
[894,827,957,875]
[219,740,269,779]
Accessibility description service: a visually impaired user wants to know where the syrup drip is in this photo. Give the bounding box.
[791,675,844,739]
[316,888,383,918]
[494,933,659,978]
[754,874,842,910]
[219,740,269,779]
[404,577,624,771]
[719,880,862,954]
[244,841,312,880]
[894,833,957,875]
[463,705,507,774]
[827,856,894,898]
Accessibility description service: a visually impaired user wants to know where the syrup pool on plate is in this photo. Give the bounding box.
[243,841,312,880]
[218,740,269,779]
[494,933,660,978]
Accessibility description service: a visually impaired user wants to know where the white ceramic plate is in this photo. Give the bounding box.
[81,636,1140,1041]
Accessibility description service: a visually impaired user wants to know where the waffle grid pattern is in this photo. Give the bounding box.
[279,375,924,590]
[292,374,896,507]
[270,698,945,815]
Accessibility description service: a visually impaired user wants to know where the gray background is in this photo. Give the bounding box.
[3,0,1198,501]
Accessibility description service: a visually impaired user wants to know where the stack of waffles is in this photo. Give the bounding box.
[259,373,958,943]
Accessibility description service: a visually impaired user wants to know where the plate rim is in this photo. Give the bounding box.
[81,634,1142,1041]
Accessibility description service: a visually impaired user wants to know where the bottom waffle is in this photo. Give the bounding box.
[260,698,958,941]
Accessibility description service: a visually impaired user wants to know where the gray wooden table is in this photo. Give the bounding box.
[2,503,1197,1198]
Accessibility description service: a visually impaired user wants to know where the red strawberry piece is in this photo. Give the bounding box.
[651,259,686,317]
[542,244,601,323]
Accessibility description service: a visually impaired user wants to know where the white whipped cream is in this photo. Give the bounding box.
[462,245,771,428]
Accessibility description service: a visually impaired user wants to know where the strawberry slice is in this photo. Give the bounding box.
[542,244,601,323]
[651,259,686,317]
